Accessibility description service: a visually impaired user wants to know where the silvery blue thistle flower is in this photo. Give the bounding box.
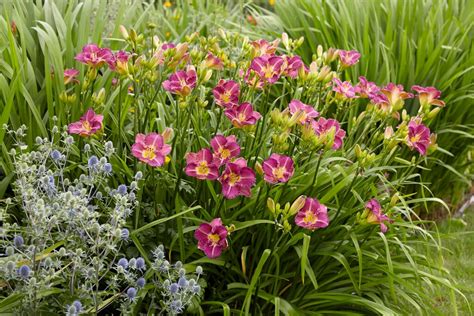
[13,235,24,248]
[192,285,201,294]
[103,163,113,174]
[195,266,203,275]
[177,276,187,288]
[117,184,127,195]
[136,277,146,288]
[117,258,128,269]
[128,258,137,269]
[121,228,129,240]
[134,171,143,181]
[88,155,99,168]
[169,283,179,294]
[83,144,91,152]
[170,300,183,314]
[136,257,146,270]
[127,287,137,301]
[73,300,82,312]
[18,265,30,279]
[50,149,62,161]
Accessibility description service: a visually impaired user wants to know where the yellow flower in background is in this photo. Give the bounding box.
[269,0,275,6]
[164,1,172,8]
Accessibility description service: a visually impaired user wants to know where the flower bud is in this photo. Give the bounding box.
[119,25,129,40]
[288,195,306,216]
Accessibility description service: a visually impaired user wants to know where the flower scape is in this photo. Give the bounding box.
[0,18,459,316]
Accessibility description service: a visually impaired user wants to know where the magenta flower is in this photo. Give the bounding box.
[288,99,319,125]
[212,79,240,108]
[224,103,262,128]
[381,83,414,109]
[194,218,228,258]
[210,134,241,166]
[338,49,361,68]
[247,54,284,85]
[111,50,130,73]
[295,197,329,231]
[312,117,346,150]
[64,68,79,85]
[185,148,219,180]
[251,39,280,57]
[356,76,380,98]
[162,66,197,97]
[406,120,431,155]
[131,132,172,167]
[219,158,256,199]
[282,55,304,79]
[68,108,103,137]
[262,153,294,184]
[411,85,445,107]
[161,43,176,50]
[332,78,358,99]
[75,44,114,68]
[365,199,391,233]
[204,52,224,70]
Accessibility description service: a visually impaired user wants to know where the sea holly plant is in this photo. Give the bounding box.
[0,25,462,315]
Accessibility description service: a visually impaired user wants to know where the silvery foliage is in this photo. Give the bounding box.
[0,125,138,313]
[151,245,203,315]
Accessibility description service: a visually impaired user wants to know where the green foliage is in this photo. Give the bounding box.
[247,0,474,207]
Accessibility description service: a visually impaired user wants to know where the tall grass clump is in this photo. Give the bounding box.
[0,16,467,312]
[246,0,474,210]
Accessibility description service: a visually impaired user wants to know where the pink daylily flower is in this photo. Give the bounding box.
[204,52,224,70]
[370,92,391,112]
[64,68,79,85]
[131,132,172,167]
[356,76,380,98]
[185,148,219,180]
[210,134,241,166]
[247,54,284,86]
[75,44,114,68]
[111,50,130,73]
[288,99,319,125]
[312,117,346,150]
[282,55,304,79]
[365,199,391,233]
[212,79,240,108]
[332,78,358,99]
[295,197,329,231]
[219,158,256,199]
[338,49,361,68]
[194,218,228,258]
[162,66,197,97]
[262,153,294,184]
[224,103,262,128]
[406,119,431,155]
[68,108,103,137]
[381,83,414,109]
[251,39,280,57]
[411,85,445,107]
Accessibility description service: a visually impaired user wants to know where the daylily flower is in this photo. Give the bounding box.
[247,54,284,85]
[312,117,346,150]
[194,218,228,258]
[282,55,304,79]
[162,66,197,97]
[219,158,256,199]
[251,39,280,57]
[262,153,294,184]
[185,148,219,180]
[112,50,130,74]
[406,119,431,155]
[295,197,329,230]
[332,78,358,99]
[131,132,172,167]
[203,52,224,70]
[210,135,241,166]
[288,99,319,125]
[364,199,391,233]
[68,108,103,137]
[224,103,262,128]
[75,44,114,68]
[381,83,413,110]
[64,68,79,85]
[411,85,445,107]
[338,49,361,68]
[370,92,391,112]
[356,76,380,98]
[212,79,240,108]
